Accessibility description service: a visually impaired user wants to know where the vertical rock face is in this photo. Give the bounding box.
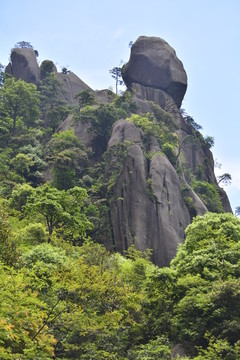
[106,120,191,266]
[122,36,187,108]
[7,48,40,85]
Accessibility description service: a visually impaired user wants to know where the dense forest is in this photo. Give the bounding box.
[0,43,240,359]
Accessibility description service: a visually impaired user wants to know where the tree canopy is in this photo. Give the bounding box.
[0,78,40,137]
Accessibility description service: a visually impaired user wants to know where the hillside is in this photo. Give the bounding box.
[0,37,239,359]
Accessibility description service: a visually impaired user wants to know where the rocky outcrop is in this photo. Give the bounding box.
[94,89,116,104]
[56,35,232,267]
[58,114,95,148]
[57,72,93,104]
[8,35,231,267]
[218,187,232,213]
[6,48,40,85]
[106,120,192,266]
[122,36,187,108]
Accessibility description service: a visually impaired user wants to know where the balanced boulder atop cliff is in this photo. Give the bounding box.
[122,36,187,108]
[6,48,40,85]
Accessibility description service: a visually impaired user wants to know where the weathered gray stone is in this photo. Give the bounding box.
[218,187,232,213]
[148,152,191,265]
[108,119,142,147]
[9,48,40,85]
[106,120,191,266]
[94,89,116,104]
[123,36,187,108]
[58,114,94,148]
[57,72,92,104]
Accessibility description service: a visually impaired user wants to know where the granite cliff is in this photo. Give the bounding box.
[6,36,232,266]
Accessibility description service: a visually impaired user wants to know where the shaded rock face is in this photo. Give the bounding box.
[122,36,187,108]
[7,48,40,85]
[58,114,95,149]
[106,120,191,266]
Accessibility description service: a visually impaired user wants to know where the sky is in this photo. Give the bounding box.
[0,0,239,212]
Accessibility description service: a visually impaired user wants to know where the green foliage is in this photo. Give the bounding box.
[18,222,47,245]
[109,66,123,94]
[141,213,240,358]
[40,59,56,79]
[104,141,130,196]
[74,103,125,153]
[192,180,223,212]
[113,90,138,114]
[39,73,69,131]
[0,205,20,266]
[180,109,203,131]
[10,153,34,176]
[13,40,34,49]
[152,102,177,131]
[0,63,5,88]
[171,212,240,277]
[89,104,121,139]
[75,89,94,111]
[128,336,171,359]
[185,115,202,131]
[0,208,239,358]
[204,135,214,149]
[22,243,67,268]
[9,183,34,211]
[169,213,240,355]
[195,336,240,359]
[126,113,178,162]
[0,44,237,360]
[46,129,89,190]
[16,142,47,185]
[24,184,93,242]
[0,77,40,137]
[0,262,56,358]
[236,206,240,216]
[217,172,232,186]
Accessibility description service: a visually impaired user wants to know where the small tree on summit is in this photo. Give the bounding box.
[12,41,39,57]
[14,41,34,49]
[109,66,123,94]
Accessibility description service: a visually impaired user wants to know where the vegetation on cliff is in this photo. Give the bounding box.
[0,45,239,358]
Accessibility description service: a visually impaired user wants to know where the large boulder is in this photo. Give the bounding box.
[7,48,40,85]
[122,36,187,108]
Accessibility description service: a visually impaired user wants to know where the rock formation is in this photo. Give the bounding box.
[6,48,40,85]
[122,36,187,108]
[61,35,232,266]
[5,36,232,267]
[102,36,231,265]
[57,72,93,103]
[6,49,92,103]
[106,120,191,266]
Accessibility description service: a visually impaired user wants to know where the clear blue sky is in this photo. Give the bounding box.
[1,0,239,212]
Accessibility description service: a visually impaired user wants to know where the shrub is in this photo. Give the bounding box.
[192,180,223,213]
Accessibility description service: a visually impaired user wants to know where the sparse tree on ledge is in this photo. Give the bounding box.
[217,173,232,186]
[75,90,94,111]
[109,66,123,94]
[236,207,240,216]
